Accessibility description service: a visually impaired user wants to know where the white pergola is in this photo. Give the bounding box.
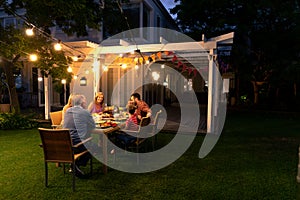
[90,32,234,134]
[64,32,234,136]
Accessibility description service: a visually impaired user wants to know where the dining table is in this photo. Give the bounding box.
[91,112,127,174]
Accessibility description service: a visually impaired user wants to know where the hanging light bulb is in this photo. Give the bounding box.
[152,71,160,81]
[38,76,43,82]
[61,79,66,84]
[72,56,79,61]
[67,66,72,73]
[103,65,108,72]
[54,41,62,51]
[25,28,34,36]
[29,54,38,61]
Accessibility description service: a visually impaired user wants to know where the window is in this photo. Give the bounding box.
[3,17,16,27]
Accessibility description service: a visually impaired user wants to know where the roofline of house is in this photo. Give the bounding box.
[152,0,179,30]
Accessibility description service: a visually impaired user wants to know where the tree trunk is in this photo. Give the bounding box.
[2,60,20,114]
[251,81,265,105]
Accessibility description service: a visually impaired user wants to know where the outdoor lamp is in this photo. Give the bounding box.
[38,76,43,82]
[80,77,87,86]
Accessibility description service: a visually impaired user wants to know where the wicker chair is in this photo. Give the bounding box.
[49,110,63,129]
[38,128,92,191]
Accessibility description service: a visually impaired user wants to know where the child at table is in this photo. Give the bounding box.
[120,104,139,131]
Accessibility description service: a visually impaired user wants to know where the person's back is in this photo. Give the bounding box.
[63,94,95,144]
[62,94,95,178]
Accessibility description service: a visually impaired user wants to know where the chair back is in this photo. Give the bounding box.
[140,117,151,127]
[138,117,152,136]
[38,128,74,163]
[152,110,162,126]
[49,110,63,127]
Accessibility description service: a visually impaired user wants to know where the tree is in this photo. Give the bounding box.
[0,0,128,113]
[0,25,72,113]
[171,0,300,107]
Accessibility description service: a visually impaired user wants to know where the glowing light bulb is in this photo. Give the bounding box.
[67,66,72,73]
[25,28,34,36]
[54,43,62,51]
[29,54,38,61]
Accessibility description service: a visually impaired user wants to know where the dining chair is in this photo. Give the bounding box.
[149,110,162,150]
[49,110,63,129]
[38,128,93,191]
[114,116,151,164]
[115,117,151,151]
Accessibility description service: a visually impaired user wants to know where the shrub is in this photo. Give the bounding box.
[0,113,38,130]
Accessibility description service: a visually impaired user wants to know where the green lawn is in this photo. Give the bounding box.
[1,111,300,199]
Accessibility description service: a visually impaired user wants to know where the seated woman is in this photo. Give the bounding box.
[88,92,105,114]
[61,93,74,126]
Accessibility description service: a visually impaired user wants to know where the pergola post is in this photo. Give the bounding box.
[207,49,217,134]
[44,76,50,120]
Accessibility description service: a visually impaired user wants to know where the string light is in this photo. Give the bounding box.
[67,66,72,73]
[29,54,38,61]
[25,28,34,36]
[152,71,160,81]
[72,56,79,61]
[5,7,86,58]
[103,65,108,72]
[54,42,62,51]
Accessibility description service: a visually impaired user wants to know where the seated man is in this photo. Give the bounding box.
[63,94,95,178]
[128,92,151,124]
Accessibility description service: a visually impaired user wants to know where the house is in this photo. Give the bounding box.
[0,1,234,135]
[0,0,179,113]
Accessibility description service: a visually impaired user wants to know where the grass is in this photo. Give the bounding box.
[0,111,300,199]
